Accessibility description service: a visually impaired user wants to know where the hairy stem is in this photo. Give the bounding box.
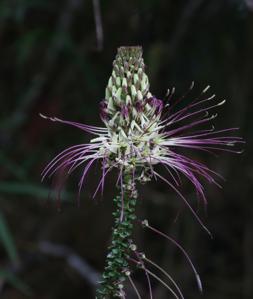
[96,173,137,298]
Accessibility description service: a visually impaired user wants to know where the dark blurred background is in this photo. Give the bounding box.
[0,0,252,298]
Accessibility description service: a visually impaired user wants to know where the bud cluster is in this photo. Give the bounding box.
[97,47,165,179]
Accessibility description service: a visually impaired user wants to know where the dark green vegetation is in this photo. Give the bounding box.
[0,0,252,298]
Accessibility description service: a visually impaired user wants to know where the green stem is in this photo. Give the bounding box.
[96,174,137,298]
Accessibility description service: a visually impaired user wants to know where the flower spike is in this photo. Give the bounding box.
[41,46,243,298]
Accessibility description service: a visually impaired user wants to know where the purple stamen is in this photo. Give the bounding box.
[40,113,107,134]
[129,256,153,299]
[77,156,99,205]
[154,171,212,237]
[141,220,203,293]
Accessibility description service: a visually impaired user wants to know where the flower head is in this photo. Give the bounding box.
[41,46,243,232]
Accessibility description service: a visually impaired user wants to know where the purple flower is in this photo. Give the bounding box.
[40,47,244,299]
[40,86,243,232]
[41,92,243,297]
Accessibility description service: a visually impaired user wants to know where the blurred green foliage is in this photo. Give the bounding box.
[0,211,19,264]
[0,270,31,296]
[0,211,31,295]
